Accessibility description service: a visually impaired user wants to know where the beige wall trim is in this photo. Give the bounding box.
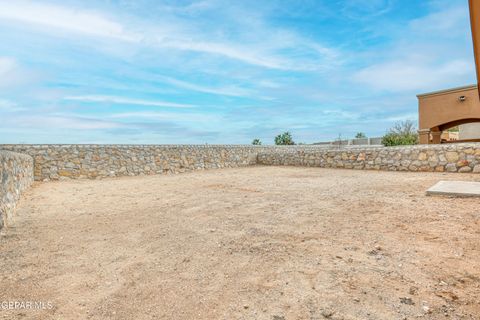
[417,84,477,98]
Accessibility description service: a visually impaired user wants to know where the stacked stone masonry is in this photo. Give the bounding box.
[0,144,479,184]
[0,151,34,228]
[257,143,480,173]
[2,143,478,230]
[0,145,273,181]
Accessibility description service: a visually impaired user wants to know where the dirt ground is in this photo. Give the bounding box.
[1,166,479,320]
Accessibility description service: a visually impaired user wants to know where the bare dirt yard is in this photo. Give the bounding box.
[1,166,479,320]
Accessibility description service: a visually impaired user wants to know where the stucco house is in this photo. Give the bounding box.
[417,0,480,144]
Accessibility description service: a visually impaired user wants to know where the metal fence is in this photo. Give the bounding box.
[314,137,383,146]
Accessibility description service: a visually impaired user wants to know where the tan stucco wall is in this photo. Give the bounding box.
[417,85,480,144]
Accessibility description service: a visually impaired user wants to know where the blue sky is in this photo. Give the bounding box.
[0,0,476,144]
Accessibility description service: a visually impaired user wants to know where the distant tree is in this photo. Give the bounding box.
[252,138,262,145]
[334,133,345,147]
[355,132,367,139]
[382,120,418,146]
[274,132,295,145]
[447,126,459,132]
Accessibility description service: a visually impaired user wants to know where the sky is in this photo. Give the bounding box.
[0,0,476,144]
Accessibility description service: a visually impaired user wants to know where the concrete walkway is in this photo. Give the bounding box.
[427,180,480,197]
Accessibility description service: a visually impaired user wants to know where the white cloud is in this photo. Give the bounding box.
[9,114,121,130]
[0,1,139,42]
[64,95,195,108]
[0,99,26,111]
[352,2,475,92]
[0,1,337,71]
[341,0,393,20]
[157,76,252,97]
[0,99,14,108]
[160,39,289,70]
[408,3,468,34]
[0,56,36,88]
[0,57,16,75]
[353,59,473,92]
[383,113,418,122]
[108,111,219,122]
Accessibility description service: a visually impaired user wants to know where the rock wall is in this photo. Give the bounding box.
[1,144,479,184]
[2,143,477,229]
[257,143,480,173]
[0,151,34,228]
[0,145,274,181]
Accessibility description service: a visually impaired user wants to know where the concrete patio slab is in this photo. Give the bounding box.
[426,180,480,197]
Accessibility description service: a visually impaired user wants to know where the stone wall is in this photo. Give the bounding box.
[1,144,479,184]
[0,151,34,228]
[257,143,480,173]
[2,143,477,229]
[0,145,274,181]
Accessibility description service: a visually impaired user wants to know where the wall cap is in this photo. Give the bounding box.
[416,84,477,98]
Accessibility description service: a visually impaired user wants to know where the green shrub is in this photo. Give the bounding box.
[355,132,366,139]
[381,132,418,146]
[274,132,295,145]
[382,120,418,146]
[252,138,262,145]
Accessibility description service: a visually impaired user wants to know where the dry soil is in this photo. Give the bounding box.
[1,166,479,320]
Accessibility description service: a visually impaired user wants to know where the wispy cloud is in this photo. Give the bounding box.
[157,76,252,97]
[0,56,37,88]
[0,0,475,144]
[7,114,121,130]
[0,57,16,74]
[352,59,473,92]
[108,111,220,123]
[383,112,418,122]
[0,1,337,71]
[161,40,286,69]
[341,0,394,20]
[64,95,195,108]
[0,99,26,112]
[0,1,139,41]
[352,1,475,92]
